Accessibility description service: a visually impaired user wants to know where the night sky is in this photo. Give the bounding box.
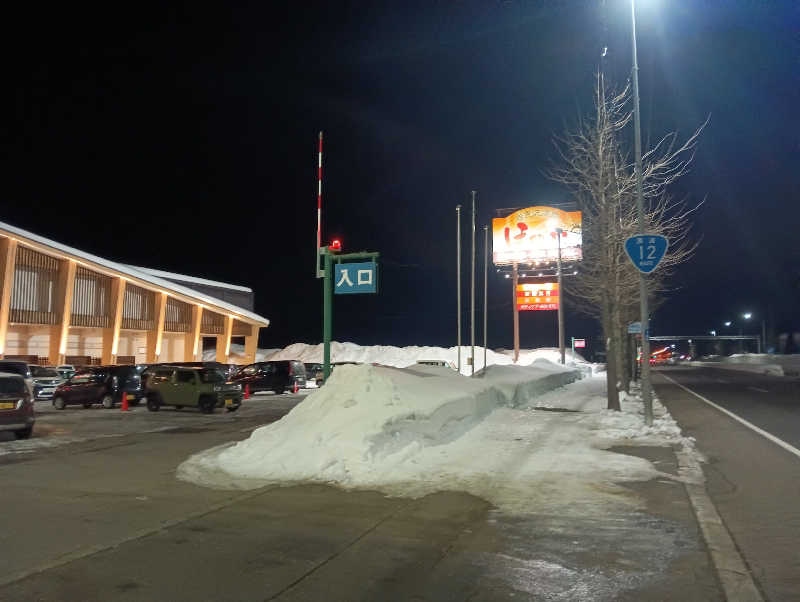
[5,1,799,351]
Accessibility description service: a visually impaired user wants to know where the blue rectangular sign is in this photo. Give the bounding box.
[334,262,377,294]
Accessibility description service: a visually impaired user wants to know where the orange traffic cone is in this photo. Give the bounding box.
[121,391,129,412]
[244,384,250,399]
[293,381,299,394]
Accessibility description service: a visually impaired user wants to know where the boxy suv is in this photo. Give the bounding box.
[143,366,242,413]
[0,372,35,439]
[52,365,148,409]
[231,360,306,394]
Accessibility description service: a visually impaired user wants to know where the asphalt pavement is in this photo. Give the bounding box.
[0,382,720,601]
[654,366,800,602]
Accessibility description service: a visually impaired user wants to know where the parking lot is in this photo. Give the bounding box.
[0,390,309,456]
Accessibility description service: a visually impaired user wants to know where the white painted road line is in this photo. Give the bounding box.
[747,386,769,393]
[660,373,800,461]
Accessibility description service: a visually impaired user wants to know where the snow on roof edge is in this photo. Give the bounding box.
[0,220,269,327]
[122,265,253,293]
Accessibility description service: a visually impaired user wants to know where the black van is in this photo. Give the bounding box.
[52,365,147,409]
[231,360,306,394]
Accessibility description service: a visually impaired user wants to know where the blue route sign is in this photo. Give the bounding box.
[334,262,378,294]
[624,235,668,274]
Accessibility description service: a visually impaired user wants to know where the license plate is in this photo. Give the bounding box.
[225,399,233,406]
[0,402,14,409]
[127,394,135,401]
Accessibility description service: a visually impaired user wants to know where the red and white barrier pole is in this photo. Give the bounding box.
[316,131,323,278]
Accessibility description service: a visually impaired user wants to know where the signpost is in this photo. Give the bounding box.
[627,321,642,334]
[334,262,377,294]
[624,235,668,274]
[573,338,586,348]
[516,282,559,311]
[321,247,379,382]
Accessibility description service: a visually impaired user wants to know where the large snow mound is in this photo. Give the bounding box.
[178,359,688,515]
[204,341,592,376]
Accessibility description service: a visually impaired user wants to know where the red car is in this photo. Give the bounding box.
[0,372,35,439]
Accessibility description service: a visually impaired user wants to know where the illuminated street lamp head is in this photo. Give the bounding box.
[743,312,752,320]
[724,321,731,327]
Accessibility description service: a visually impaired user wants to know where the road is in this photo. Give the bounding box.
[0,385,720,601]
[654,366,800,602]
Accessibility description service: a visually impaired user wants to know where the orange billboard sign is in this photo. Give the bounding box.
[516,282,559,311]
[492,206,582,266]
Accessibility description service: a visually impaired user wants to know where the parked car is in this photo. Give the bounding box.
[142,366,242,413]
[30,366,63,400]
[52,364,148,409]
[0,372,35,439]
[304,363,323,388]
[56,364,76,380]
[0,361,34,396]
[231,360,306,394]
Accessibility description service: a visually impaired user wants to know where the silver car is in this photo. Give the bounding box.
[31,366,63,400]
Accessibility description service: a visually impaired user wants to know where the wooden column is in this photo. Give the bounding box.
[243,324,259,365]
[101,277,126,365]
[216,315,234,363]
[185,305,203,361]
[146,292,167,363]
[0,238,18,359]
[49,259,77,366]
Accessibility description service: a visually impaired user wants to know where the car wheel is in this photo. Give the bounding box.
[101,394,114,409]
[53,396,66,410]
[145,395,160,412]
[14,426,33,440]
[274,387,285,395]
[225,405,239,412]
[174,405,182,411]
[82,402,92,409]
[200,397,216,414]
[130,399,140,406]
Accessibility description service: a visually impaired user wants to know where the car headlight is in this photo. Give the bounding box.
[16,399,26,409]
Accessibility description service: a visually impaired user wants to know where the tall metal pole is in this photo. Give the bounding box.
[456,205,462,374]
[631,0,653,425]
[470,191,476,376]
[512,262,519,363]
[483,225,488,371]
[556,228,565,364]
[322,249,333,381]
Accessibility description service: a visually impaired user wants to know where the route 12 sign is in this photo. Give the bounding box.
[624,235,668,274]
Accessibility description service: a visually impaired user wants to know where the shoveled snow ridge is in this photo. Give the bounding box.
[178,361,581,492]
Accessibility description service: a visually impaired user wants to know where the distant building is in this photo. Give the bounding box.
[0,220,269,366]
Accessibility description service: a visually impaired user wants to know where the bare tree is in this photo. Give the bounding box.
[549,74,704,410]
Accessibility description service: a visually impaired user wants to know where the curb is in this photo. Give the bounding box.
[674,446,763,601]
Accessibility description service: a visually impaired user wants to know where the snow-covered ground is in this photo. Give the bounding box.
[179,357,690,517]
[689,353,800,377]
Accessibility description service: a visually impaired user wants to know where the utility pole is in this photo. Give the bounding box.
[456,205,462,374]
[512,262,519,363]
[556,228,565,364]
[470,191,476,376]
[631,0,653,426]
[322,248,333,380]
[483,225,488,371]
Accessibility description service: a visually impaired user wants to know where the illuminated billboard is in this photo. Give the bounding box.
[492,206,582,266]
[516,282,559,311]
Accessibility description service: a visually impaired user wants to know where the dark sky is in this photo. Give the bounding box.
[5,1,799,351]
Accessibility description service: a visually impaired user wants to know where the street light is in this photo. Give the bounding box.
[743,312,752,320]
[631,0,653,425]
[724,321,732,327]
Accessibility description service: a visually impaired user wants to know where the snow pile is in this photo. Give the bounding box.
[179,359,689,516]
[208,341,594,376]
[689,353,787,376]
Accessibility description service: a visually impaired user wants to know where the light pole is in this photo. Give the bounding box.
[555,227,565,364]
[631,0,653,425]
